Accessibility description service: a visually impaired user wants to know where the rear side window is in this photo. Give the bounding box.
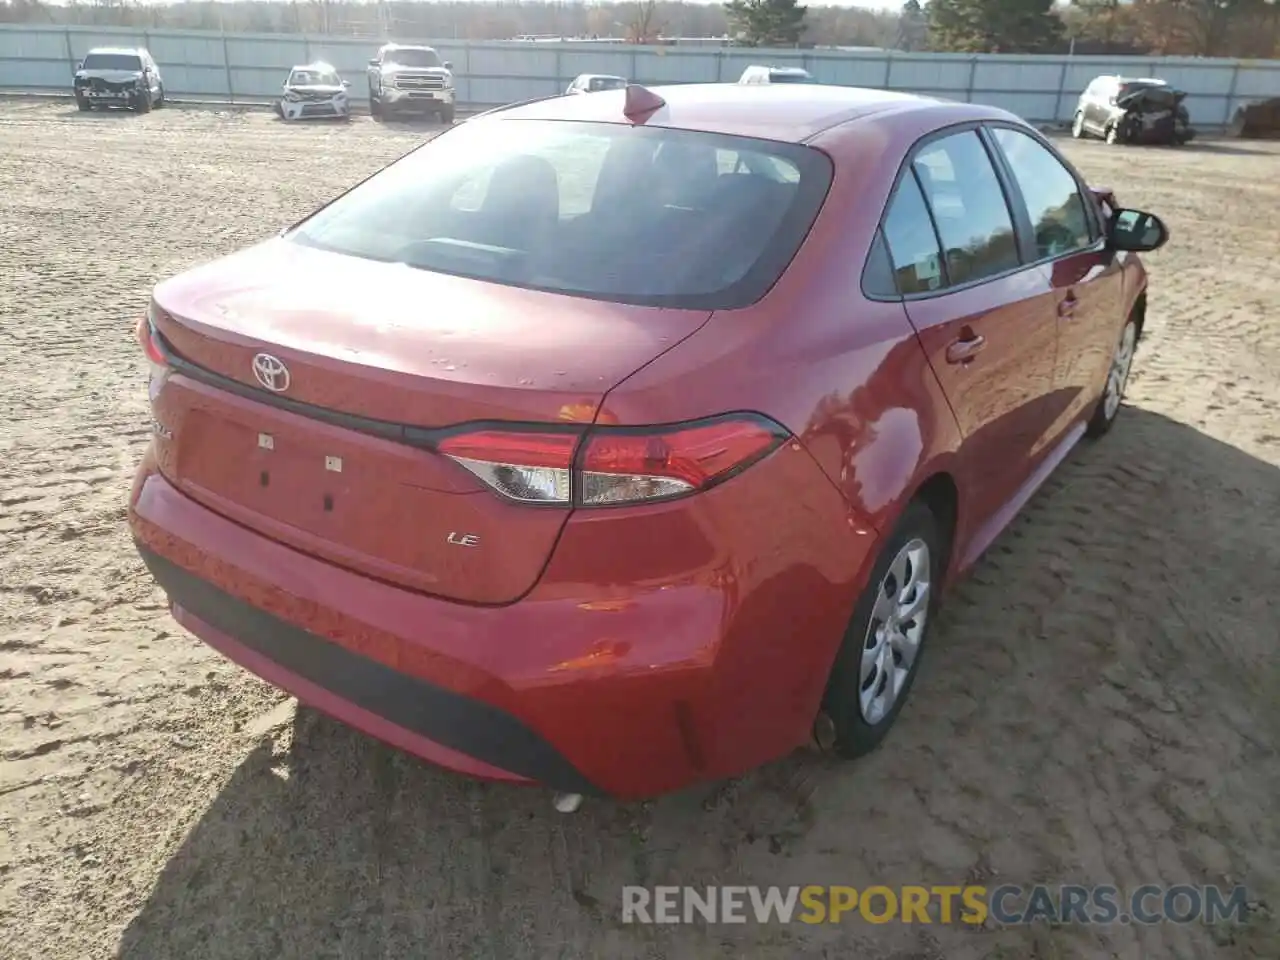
[290,119,833,310]
[882,172,945,295]
[991,128,1094,258]
[911,131,1020,286]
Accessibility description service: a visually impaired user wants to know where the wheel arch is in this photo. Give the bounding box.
[905,470,960,588]
[1131,288,1148,342]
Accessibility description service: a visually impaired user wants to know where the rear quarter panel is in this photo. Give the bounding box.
[598,104,982,540]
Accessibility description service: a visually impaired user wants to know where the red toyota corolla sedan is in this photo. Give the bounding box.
[129,83,1168,802]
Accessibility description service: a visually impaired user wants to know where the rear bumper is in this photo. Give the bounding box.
[137,543,599,793]
[129,440,876,798]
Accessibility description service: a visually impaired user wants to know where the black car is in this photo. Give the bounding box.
[1071,75,1195,146]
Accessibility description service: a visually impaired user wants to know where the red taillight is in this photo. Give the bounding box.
[437,431,577,504]
[136,311,167,368]
[579,418,783,505]
[436,415,787,507]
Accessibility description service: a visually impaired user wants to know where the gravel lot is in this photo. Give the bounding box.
[1,99,1278,960]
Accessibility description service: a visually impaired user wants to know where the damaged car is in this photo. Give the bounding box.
[73,47,165,113]
[1071,75,1195,146]
[275,63,352,121]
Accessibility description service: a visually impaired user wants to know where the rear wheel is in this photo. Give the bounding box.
[818,501,942,759]
[1086,318,1138,438]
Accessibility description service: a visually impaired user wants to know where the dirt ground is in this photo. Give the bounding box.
[0,99,1277,960]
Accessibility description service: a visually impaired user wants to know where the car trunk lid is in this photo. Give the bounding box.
[149,239,712,604]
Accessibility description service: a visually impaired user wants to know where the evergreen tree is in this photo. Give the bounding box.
[724,0,808,47]
[928,0,1066,52]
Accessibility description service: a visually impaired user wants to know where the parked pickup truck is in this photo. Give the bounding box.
[367,44,456,123]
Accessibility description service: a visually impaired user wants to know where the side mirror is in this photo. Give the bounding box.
[342,80,350,87]
[75,60,83,71]
[368,58,379,67]
[443,61,453,70]
[1109,208,1169,253]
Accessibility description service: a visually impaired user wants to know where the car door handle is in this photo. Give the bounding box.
[1058,293,1079,318]
[945,335,986,364]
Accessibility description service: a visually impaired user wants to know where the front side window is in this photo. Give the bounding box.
[290,119,833,310]
[991,127,1094,259]
[911,131,1020,287]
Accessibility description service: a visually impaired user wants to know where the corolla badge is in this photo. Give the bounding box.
[252,353,290,392]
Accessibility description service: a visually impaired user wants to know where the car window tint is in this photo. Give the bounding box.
[911,131,1020,286]
[290,119,833,310]
[992,128,1094,258]
[862,228,900,298]
[882,171,945,294]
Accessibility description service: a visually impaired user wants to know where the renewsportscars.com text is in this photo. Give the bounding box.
[621,884,1251,926]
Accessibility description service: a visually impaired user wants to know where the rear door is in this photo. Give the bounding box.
[987,125,1126,436]
[885,128,1060,530]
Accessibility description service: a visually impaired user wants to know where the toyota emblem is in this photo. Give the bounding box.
[252,353,291,393]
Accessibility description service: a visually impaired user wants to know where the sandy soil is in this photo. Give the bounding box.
[0,99,1277,960]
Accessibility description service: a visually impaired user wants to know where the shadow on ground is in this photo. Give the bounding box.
[115,406,1280,960]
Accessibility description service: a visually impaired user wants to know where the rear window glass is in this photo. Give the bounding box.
[290,119,834,310]
[589,77,626,91]
[82,53,142,71]
[770,72,815,84]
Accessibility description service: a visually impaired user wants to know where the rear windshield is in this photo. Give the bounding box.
[590,77,627,91]
[770,72,815,84]
[83,53,142,71]
[289,119,833,310]
[386,48,442,68]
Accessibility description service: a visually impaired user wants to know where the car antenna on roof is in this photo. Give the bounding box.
[622,84,666,124]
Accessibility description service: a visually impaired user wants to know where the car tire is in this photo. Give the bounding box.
[368,88,380,117]
[155,84,165,107]
[818,500,943,760]
[439,104,455,124]
[134,89,152,114]
[1071,111,1085,139]
[1086,317,1139,439]
[76,96,90,112]
[1105,122,1122,145]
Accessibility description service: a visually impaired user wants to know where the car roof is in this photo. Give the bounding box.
[86,47,145,56]
[382,43,437,51]
[290,62,338,72]
[486,83,997,143]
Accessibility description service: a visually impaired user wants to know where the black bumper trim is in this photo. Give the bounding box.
[135,544,602,796]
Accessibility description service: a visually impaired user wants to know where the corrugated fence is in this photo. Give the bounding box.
[1,23,1277,126]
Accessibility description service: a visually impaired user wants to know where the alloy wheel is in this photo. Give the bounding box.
[859,538,931,725]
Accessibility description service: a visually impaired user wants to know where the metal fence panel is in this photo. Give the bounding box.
[1,24,1277,128]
